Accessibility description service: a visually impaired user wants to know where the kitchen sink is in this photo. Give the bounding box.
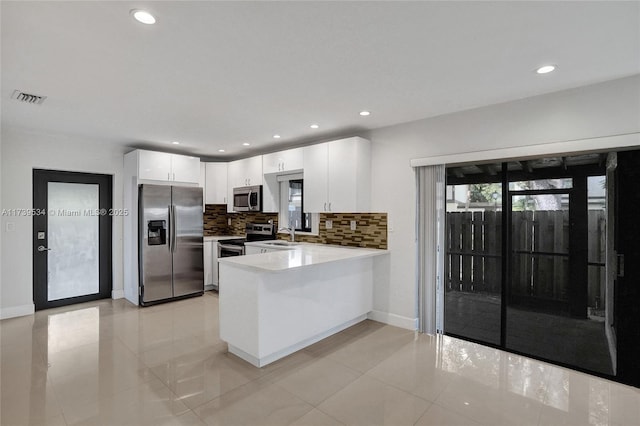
[263,241,299,247]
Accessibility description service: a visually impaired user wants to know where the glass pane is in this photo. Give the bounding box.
[286,179,311,232]
[47,182,99,301]
[444,183,502,345]
[509,178,573,191]
[507,191,613,375]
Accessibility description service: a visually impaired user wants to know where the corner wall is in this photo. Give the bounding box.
[0,127,127,318]
[366,74,640,329]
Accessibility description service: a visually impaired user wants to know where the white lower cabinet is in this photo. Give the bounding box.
[204,240,214,289]
[245,245,280,255]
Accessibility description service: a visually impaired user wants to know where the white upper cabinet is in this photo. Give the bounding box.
[302,143,329,213]
[227,155,263,212]
[171,154,201,183]
[263,148,304,174]
[138,150,173,181]
[136,150,200,184]
[303,137,371,213]
[228,155,263,188]
[205,162,228,204]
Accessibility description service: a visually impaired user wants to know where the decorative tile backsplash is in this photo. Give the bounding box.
[203,205,387,249]
[203,204,231,236]
[228,212,279,236]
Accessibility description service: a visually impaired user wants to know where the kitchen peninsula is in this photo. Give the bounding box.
[218,243,388,367]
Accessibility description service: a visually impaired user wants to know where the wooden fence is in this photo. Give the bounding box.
[446,210,605,307]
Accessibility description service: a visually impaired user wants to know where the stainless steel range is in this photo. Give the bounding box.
[217,222,276,258]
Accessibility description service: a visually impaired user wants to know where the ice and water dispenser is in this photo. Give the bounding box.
[147,220,166,245]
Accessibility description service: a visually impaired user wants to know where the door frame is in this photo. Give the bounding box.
[32,169,113,310]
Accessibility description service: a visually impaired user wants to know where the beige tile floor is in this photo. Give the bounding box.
[1,292,639,426]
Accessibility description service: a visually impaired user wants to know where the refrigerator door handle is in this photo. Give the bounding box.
[167,205,173,252]
[171,204,177,253]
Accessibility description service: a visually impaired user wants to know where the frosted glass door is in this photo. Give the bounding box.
[47,182,100,301]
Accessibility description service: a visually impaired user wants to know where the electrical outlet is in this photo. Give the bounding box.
[325,220,332,229]
[227,218,231,226]
[350,220,357,231]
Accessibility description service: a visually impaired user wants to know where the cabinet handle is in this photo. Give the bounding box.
[173,173,176,181]
[168,173,170,180]
[324,202,327,211]
[328,202,331,211]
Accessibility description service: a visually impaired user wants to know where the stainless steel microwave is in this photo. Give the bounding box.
[233,185,262,212]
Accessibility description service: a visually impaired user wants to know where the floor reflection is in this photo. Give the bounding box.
[0,295,637,425]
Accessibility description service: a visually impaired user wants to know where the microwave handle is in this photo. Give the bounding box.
[247,190,253,210]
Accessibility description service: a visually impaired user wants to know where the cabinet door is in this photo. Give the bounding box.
[303,143,328,212]
[227,160,242,212]
[203,241,213,286]
[327,137,371,213]
[212,242,219,286]
[280,148,303,172]
[199,163,206,211]
[245,246,262,255]
[205,163,228,204]
[263,148,303,174]
[171,154,200,183]
[138,150,171,181]
[262,174,279,213]
[262,152,282,175]
[327,139,357,212]
[245,155,263,186]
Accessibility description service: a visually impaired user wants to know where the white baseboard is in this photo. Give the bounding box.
[0,303,35,320]
[112,289,125,299]
[367,310,418,331]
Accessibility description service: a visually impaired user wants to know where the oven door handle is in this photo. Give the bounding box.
[218,243,245,255]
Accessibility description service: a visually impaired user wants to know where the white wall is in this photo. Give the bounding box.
[1,75,638,323]
[366,74,640,328]
[0,127,126,318]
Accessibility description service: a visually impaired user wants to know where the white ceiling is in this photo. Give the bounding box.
[2,1,639,159]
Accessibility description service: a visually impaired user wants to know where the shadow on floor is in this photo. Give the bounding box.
[444,290,614,375]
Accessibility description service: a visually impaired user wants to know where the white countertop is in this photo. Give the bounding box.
[204,235,243,242]
[218,243,387,272]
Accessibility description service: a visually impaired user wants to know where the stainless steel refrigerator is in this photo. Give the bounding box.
[139,184,204,306]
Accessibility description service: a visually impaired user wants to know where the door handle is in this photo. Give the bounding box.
[37,245,51,252]
[171,205,177,253]
[618,254,625,277]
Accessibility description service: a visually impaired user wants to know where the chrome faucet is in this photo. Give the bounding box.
[278,227,295,242]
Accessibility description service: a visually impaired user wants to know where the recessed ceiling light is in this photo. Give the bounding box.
[242,142,251,146]
[536,65,556,74]
[273,134,281,139]
[359,111,371,116]
[171,141,180,145]
[131,9,156,25]
[310,124,319,129]
[218,149,225,153]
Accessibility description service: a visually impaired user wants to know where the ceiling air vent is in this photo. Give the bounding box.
[11,90,47,105]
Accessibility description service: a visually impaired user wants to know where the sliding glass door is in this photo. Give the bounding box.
[443,153,621,381]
